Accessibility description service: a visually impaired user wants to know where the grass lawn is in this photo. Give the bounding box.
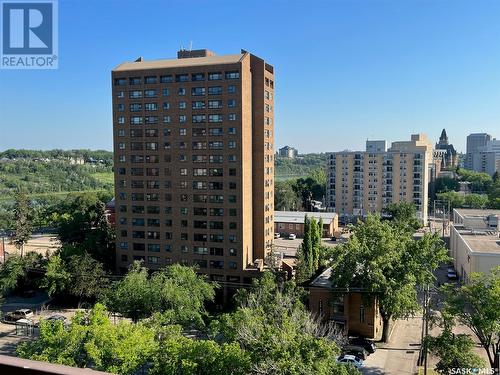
[92,171,114,184]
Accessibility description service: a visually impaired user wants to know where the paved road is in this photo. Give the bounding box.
[361,318,422,375]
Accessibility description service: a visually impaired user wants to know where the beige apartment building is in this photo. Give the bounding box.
[111,49,275,285]
[326,134,433,224]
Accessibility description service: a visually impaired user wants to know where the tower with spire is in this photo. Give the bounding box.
[435,128,457,168]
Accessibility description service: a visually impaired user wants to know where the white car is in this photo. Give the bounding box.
[337,354,364,368]
[288,233,297,240]
[274,233,281,239]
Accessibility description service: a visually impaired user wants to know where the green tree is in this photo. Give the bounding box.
[310,217,320,271]
[0,252,44,294]
[426,312,485,374]
[66,254,108,302]
[12,190,33,257]
[106,262,216,326]
[151,325,251,375]
[215,272,357,375]
[274,180,300,211]
[17,303,156,374]
[329,215,447,342]
[437,191,465,209]
[40,254,70,297]
[383,201,421,232]
[463,193,488,208]
[440,266,500,369]
[433,176,460,194]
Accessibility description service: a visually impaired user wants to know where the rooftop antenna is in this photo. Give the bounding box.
[189,41,193,51]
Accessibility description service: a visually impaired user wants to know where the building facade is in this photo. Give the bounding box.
[278,145,298,158]
[434,129,458,168]
[450,208,500,282]
[465,133,492,170]
[111,49,275,284]
[308,268,382,339]
[274,211,339,238]
[326,134,433,224]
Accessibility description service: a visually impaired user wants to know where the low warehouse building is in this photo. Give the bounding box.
[274,211,339,238]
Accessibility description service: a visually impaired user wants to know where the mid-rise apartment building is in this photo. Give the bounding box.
[111,49,275,285]
[327,134,433,224]
[465,132,492,170]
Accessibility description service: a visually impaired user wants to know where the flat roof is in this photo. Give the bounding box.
[454,226,500,254]
[113,54,245,72]
[454,208,500,218]
[274,211,337,224]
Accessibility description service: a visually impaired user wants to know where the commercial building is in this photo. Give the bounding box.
[274,211,339,238]
[278,145,298,158]
[111,49,275,285]
[326,134,433,224]
[450,208,500,282]
[308,268,382,339]
[465,133,492,171]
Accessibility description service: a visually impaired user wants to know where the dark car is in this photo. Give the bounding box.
[343,349,368,360]
[349,337,377,354]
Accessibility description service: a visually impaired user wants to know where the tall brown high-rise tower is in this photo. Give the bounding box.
[111,49,275,285]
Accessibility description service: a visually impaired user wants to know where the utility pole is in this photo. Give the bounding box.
[424,283,430,375]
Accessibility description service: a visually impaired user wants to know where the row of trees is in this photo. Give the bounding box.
[432,169,500,209]
[17,270,360,375]
[275,168,326,211]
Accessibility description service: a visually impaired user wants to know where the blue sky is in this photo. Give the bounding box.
[1,0,499,153]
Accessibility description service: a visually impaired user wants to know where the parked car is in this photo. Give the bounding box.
[349,337,377,354]
[274,233,281,239]
[342,345,369,360]
[447,270,458,280]
[336,354,364,368]
[2,309,34,324]
[288,234,297,240]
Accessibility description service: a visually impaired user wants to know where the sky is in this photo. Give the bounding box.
[1,0,500,153]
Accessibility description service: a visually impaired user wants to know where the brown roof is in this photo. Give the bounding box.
[113,54,245,72]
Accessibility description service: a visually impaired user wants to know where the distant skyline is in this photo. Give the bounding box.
[1,0,500,153]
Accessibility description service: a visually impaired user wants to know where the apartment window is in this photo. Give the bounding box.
[208,100,222,109]
[130,116,142,125]
[114,78,127,86]
[162,102,170,110]
[118,129,125,137]
[210,260,224,269]
[209,168,223,177]
[178,88,186,96]
[117,91,125,98]
[228,127,236,135]
[229,261,237,270]
[162,88,169,97]
[175,74,189,82]
[118,142,125,150]
[192,73,205,81]
[209,155,223,163]
[209,141,223,150]
[129,77,141,85]
[192,101,205,109]
[179,129,187,136]
[145,76,157,84]
[229,168,236,176]
[144,89,157,98]
[163,116,171,123]
[359,305,365,323]
[209,128,223,136]
[228,99,236,108]
[145,142,158,150]
[229,209,237,216]
[130,130,143,138]
[192,114,206,123]
[129,90,142,99]
[160,74,173,83]
[193,168,207,176]
[117,103,125,112]
[210,247,223,256]
[192,87,206,96]
[228,155,237,162]
[193,155,207,163]
[208,114,223,123]
[228,141,236,149]
[208,86,222,95]
[193,128,207,137]
[208,72,222,80]
[145,103,157,111]
[229,195,237,203]
[145,129,158,137]
[179,115,187,123]
[228,85,236,93]
[228,113,236,121]
[179,101,186,109]
[210,208,224,216]
[145,116,158,124]
[225,71,240,79]
[193,246,208,255]
[147,242,161,252]
[130,103,142,112]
